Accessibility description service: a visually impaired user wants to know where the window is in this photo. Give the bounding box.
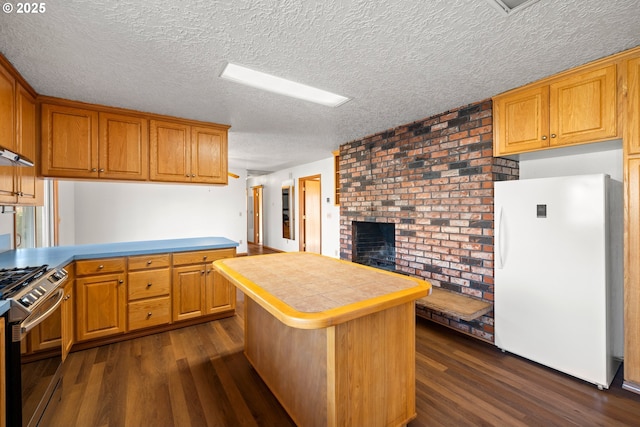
[14,180,56,248]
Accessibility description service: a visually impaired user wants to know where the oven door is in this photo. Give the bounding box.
[6,288,65,427]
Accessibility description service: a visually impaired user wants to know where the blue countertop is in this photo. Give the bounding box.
[0,237,239,270]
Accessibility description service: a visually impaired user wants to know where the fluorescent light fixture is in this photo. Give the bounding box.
[485,0,540,15]
[220,63,350,107]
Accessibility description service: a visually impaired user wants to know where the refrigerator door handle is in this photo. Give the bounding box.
[495,206,504,269]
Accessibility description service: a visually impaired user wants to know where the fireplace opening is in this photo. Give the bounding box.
[352,221,396,271]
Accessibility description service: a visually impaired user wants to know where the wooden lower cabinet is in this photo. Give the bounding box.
[44,248,237,351]
[75,258,127,342]
[128,296,171,330]
[28,304,61,352]
[207,271,235,314]
[625,158,640,389]
[172,264,206,321]
[172,248,236,322]
[127,254,171,330]
[61,277,74,361]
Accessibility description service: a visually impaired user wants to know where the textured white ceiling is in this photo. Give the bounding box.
[1,0,639,174]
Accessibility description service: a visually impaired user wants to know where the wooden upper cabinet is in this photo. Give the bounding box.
[628,57,640,155]
[41,103,99,178]
[0,72,42,205]
[549,64,617,146]
[15,85,42,205]
[150,120,228,184]
[0,64,16,152]
[40,98,229,185]
[494,63,618,156]
[191,126,227,184]
[494,86,549,154]
[0,65,16,204]
[42,103,149,180]
[98,112,149,180]
[150,120,190,182]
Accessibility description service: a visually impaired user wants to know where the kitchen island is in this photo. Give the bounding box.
[214,252,431,427]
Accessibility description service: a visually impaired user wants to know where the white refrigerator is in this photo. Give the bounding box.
[494,174,623,389]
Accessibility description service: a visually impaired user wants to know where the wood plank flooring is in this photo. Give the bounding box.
[46,251,640,426]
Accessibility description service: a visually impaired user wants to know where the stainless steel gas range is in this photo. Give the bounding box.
[1,264,68,427]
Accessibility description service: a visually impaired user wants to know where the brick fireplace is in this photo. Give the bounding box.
[339,100,518,342]
[352,221,396,271]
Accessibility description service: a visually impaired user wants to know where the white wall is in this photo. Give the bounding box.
[518,140,623,181]
[247,156,340,257]
[57,171,248,253]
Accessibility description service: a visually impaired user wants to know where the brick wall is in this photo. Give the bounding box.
[339,100,518,342]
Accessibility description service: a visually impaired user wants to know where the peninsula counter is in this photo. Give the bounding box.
[213,252,431,427]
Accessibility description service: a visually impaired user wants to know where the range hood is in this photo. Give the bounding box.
[0,146,34,167]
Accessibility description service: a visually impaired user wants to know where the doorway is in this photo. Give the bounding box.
[298,175,321,253]
[248,185,263,244]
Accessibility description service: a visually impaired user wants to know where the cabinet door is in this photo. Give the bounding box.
[191,126,227,184]
[205,270,236,314]
[76,273,126,341]
[0,65,16,204]
[99,112,149,180]
[172,264,205,321]
[61,276,74,361]
[0,64,15,151]
[41,104,99,178]
[150,120,190,182]
[493,85,550,155]
[16,85,42,205]
[626,158,640,384]
[29,305,61,352]
[549,64,617,146]
[628,57,640,154]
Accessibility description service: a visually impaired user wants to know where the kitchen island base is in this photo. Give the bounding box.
[244,298,417,427]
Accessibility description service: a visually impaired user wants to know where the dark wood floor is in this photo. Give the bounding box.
[46,246,640,426]
[48,298,640,426]
[246,242,280,256]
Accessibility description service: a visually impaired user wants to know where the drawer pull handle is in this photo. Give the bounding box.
[147,312,152,318]
[118,279,124,284]
[146,282,152,288]
[147,260,152,265]
[98,265,104,269]
[203,255,208,260]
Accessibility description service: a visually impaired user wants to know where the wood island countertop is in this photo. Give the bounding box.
[213,252,431,329]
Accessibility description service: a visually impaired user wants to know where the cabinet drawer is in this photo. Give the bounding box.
[75,258,126,276]
[128,253,171,271]
[128,297,171,330]
[172,248,235,266]
[128,268,170,301]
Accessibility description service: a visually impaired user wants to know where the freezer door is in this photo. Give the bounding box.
[494,174,613,387]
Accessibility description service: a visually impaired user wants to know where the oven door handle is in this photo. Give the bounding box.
[19,288,65,337]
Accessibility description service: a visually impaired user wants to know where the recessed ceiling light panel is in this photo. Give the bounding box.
[220,63,350,108]
[485,0,541,15]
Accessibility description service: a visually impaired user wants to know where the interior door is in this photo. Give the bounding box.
[248,186,263,244]
[300,176,321,254]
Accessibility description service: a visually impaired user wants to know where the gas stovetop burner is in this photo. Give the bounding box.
[1,265,68,326]
[0,265,49,298]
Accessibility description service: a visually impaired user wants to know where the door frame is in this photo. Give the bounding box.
[298,174,321,253]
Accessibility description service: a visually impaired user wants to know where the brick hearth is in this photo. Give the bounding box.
[339,100,518,342]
